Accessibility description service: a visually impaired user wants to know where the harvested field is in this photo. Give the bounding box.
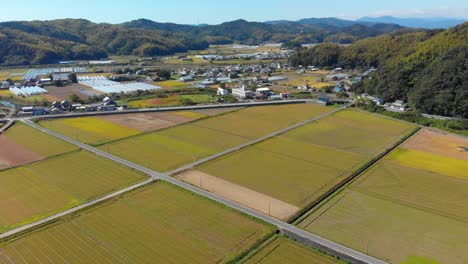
[183,110,414,217]
[102,104,331,172]
[40,117,141,145]
[402,129,468,160]
[45,83,100,101]
[0,151,146,233]
[98,112,199,132]
[0,136,43,171]
[3,122,77,157]
[176,171,300,220]
[245,236,341,264]
[0,182,273,263]
[298,129,468,263]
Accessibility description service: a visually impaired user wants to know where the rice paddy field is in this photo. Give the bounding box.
[38,110,209,145]
[3,122,78,157]
[184,110,415,218]
[126,93,215,108]
[0,150,146,233]
[98,104,333,172]
[297,129,468,264]
[244,236,342,264]
[0,182,274,263]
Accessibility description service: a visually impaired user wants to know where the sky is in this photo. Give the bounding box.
[0,0,467,24]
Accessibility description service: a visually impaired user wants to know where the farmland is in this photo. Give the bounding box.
[98,104,333,172]
[297,129,468,264]
[0,182,274,263]
[182,110,414,219]
[39,117,141,145]
[126,93,215,108]
[0,150,146,233]
[244,236,342,264]
[3,122,78,157]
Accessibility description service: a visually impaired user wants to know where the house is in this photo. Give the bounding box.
[179,76,194,82]
[317,97,331,106]
[217,88,229,96]
[0,81,10,89]
[232,85,253,99]
[384,100,408,113]
[269,94,283,100]
[256,87,271,96]
[326,74,351,81]
[333,87,344,93]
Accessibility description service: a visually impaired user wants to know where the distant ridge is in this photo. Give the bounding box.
[358,16,466,29]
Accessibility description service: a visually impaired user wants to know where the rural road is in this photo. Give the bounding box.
[2,102,387,264]
[6,99,324,122]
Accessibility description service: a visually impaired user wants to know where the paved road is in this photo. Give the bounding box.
[0,120,14,134]
[6,99,323,122]
[22,120,165,180]
[3,103,388,264]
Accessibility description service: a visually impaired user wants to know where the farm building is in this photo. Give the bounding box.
[9,86,48,96]
[78,76,162,94]
[232,85,253,99]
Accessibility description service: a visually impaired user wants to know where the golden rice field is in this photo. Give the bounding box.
[40,117,141,145]
[191,110,414,213]
[244,236,342,264]
[100,104,332,172]
[193,104,333,139]
[0,90,12,96]
[4,122,78,157]
[0,151,146,233]
[297,130,468,264]
[0,182,274,263]
[283,110,416,157]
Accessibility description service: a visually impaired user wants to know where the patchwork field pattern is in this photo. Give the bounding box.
[3,122,78,157]
[297,129,468,264]
[245,236,341,264]
[100,104,332,172]
[187,110,414,219]
[0,151,146,233]
[0,183,273,263]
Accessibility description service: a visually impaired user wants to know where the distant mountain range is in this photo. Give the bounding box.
[358,16,466,29]
[0,18,405,65]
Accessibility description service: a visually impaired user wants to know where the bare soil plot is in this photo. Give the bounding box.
[176,171,300,220]
[0,136,43,170]
[0,150,146,233]
[98,112,195,132]
[245,236,342,264]
[0,182,274,263]
[402,129,468,160]
[45,83,100,101]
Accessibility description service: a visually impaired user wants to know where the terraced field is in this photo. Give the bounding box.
[181,110,415,220]
[297,129,468,264]
[0,151,146,233]
[244,236,341,264]
[0,182,274,263]
[99,104,332,172]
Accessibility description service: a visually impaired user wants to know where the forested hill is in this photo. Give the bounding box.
[290,23,468,118]
[0,18,403,65]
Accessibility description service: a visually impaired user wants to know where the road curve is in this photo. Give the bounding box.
[2,103,388,264]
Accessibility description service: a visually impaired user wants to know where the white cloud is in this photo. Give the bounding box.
[373,7,468,19]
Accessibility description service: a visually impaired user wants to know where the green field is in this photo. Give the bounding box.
[127,93,215,108]
[194,110,415,211]
[39,117,141,145]
[0,182,274,263]
[4,122,78,157]
[99,104,332,172]
[297,141,468,263]
[244,236,342,264]
[0,151,146,233]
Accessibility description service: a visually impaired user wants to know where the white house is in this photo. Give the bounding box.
[217,88,229,96]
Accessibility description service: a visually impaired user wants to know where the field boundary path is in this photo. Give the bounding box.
[1,103,388,264]
[0,120,14,134]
